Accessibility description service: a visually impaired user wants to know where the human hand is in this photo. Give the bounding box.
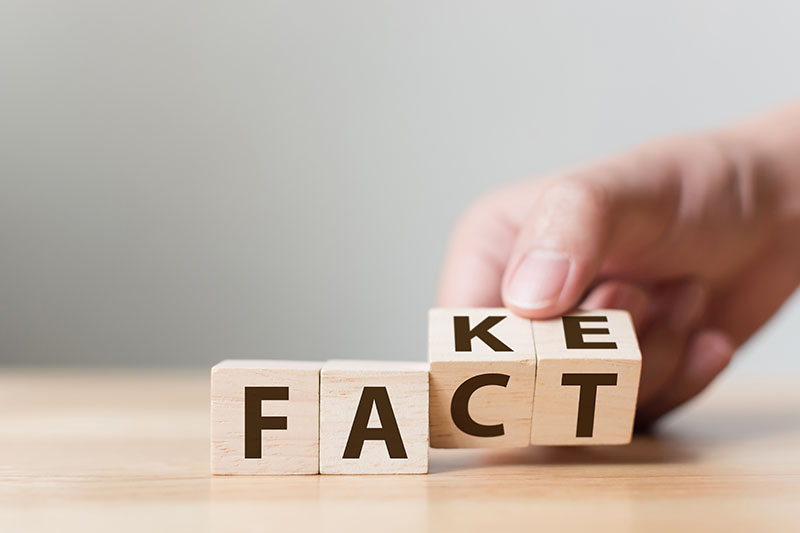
[438,108,800,425]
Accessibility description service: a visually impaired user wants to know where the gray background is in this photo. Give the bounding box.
[1,1,798,376]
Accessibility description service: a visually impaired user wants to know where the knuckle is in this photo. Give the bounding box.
[451,189,517,246]
[538,176,612,221]
[705,136,777,228]
[457,193,502,231]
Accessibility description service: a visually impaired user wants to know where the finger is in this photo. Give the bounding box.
[707,234,800,346]
[578,280,651,331]
[635,280,709,405]
[501,157,682,318]
[436,203,511,307]
[636,329,735,425]
[437,186,535,307]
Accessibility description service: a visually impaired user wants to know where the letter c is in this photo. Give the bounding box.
[450,373,510,437]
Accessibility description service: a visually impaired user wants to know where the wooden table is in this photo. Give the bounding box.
[0,369,797,532]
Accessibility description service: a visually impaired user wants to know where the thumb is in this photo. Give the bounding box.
[501,160,680,318]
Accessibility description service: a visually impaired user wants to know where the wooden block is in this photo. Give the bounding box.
[319,360,429,474]
[211,359,321,475]
[428,308,536,448]
[530,309,641,445]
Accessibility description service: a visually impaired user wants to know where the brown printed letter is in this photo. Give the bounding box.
[244,386,289,459]
[453,316,512,352]
[450,373,511,437]
[561,373,618,437]
[563,316,618,349]
[343,387,408,459]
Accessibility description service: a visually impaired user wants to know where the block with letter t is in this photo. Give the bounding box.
[428,308,536,448]
[530,310,641,445]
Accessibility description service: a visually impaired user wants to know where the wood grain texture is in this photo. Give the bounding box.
[531,310,641,445]
[211,360,321,474]
[429,308,535,448]
[319,360,429,474]
[0,369,798,533]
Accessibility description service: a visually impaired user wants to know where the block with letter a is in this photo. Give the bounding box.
[319,360,429,474]
[428,308,536,448]
[530,310,641,445]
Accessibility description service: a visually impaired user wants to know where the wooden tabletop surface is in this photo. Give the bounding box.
[0,369,797,532]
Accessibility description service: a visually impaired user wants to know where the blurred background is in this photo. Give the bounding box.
[1,1,798,376]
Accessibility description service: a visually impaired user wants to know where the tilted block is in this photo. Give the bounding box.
[428,308,536,448]
[211,360,321,475]
[319,360,429,474]
[530,310,641,445]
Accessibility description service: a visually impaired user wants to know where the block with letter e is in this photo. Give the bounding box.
[211,360,321,475]
[530,310,641,445]
[428,308,536,448]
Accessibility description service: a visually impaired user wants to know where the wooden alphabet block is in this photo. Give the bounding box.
[428,308,536,448]
[530,310,641,445]
[319,360,429,474]
[211,360,321,475]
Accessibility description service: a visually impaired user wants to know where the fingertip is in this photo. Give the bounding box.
[502,250,610,322]
[503,300,560,320]
[503,293,578,320]
[636,328,736,424]
[501,249,571,306]
[437,274,504,308]
[579,281,651,330]
[683,329,736,387]
[437,193,520,309]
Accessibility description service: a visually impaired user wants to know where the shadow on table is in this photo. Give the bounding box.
[430,404,800,474]
[428,433,695,474]
[658,407,800,442]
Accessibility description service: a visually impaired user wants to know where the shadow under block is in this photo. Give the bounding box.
[530,310,641,445]
[319,360,429,474]
[428,308,536,448]
[211,360,321,475]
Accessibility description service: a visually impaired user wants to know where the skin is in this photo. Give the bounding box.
[438,102,800,426]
